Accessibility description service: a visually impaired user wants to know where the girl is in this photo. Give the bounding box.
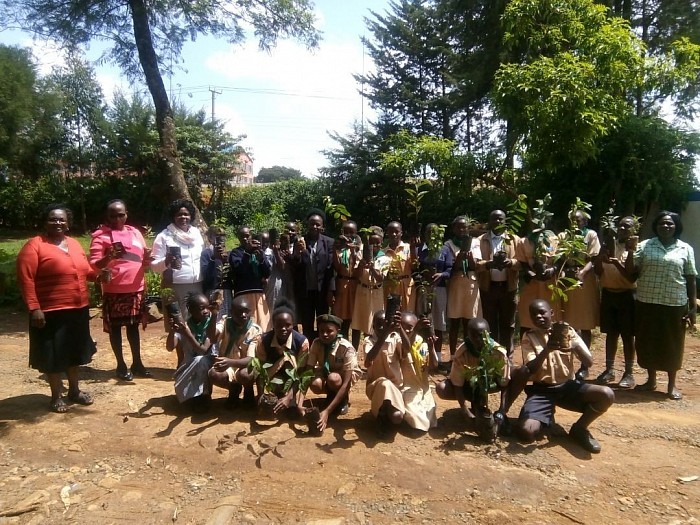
[351,227,389,341]
[384,221,415,311]
[332,220,361,345]
[303,314,362,432]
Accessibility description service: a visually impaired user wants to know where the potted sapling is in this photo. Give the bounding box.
[247,357,283,420]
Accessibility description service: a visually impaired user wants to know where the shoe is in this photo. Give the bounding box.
[227,384,243,409]
[337,402,349,416]
[116,367,134,381]
[242,387,256,409]
[575,367,589,381]
[131,365,152,378]
[68,390,94,405]
[668,389,683,400]
[618,372,635,389]
[569,423,601,453]
[494,411,512,437]
[634,381,657,392]
[595,369,615,384]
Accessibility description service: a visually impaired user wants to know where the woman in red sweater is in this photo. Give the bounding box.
[90,199,152,381]
[16,205,97,413]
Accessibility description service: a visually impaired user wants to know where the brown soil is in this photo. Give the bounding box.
[1,311,699,524]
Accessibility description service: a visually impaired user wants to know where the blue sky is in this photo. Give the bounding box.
[1,0,390,178]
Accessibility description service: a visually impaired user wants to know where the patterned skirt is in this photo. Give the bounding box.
[102,291,146,333]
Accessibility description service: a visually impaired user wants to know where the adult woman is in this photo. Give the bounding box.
[90,199,152,381]
[626,211,696,400]
[16,204,96,413]
[151,199,205,321]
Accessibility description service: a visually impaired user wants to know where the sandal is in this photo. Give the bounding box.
[668,389,683,400]
[68,391,94,405]
[634,381,657,392]
[50,397,69,413]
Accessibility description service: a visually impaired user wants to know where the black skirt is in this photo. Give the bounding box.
[29,307,97,373]
[635,301,686,372]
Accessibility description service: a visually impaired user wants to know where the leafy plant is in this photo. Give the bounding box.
[425,223,447,259]
[247,357,284,394]
[323,195,352,224]
[282,350,314,395]
[405,178,432,224]
[527,193,554,261]
[504,193,528,239]
[462,333,506,405]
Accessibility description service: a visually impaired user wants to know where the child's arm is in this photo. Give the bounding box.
[570,334,594,368]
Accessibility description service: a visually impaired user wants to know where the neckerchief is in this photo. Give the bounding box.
[374,249,385,259]
[322,336,340,376]
[166,223,196,246]
[187,315,211,345]
[340,248,349,267]
[410,335,427,382]
[248,251,260,278]
[452,237,469,274]
[223,317,252,357]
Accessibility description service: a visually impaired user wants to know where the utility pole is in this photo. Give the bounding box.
[209,86,222,123]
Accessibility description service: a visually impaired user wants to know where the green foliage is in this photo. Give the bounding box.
[256,166,302,183]
[462,333,505,400]
[282,350,314,395]
[404,178,432,223]
[247,357,281,394]
[505,193,528,237]
[322,195,352,230]
[528,193,554,260]
[426,223,447,260]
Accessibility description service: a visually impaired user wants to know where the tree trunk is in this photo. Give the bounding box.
[128,0,204,227]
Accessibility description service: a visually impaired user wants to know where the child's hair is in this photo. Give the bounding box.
[207,225,225,237]
[306,208,326,223]
[452,215,469,226]
[272,297,296,322]
[467,317,490,334]
[186,292,208,310]
[369,225,384,238]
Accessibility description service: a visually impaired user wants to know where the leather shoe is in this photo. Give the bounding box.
[116,368,134,381]
[131,365,152,378]
[569,423,601,453]
[595,369,615,384]
[618,372,635,389]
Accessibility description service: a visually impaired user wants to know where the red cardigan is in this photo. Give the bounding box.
[17,236,94,312]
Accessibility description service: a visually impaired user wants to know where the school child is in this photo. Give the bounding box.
[384,221,415,311]
[200,226,227,301]
[351,227,390,339]
[264,225,296,314]
[331,220,361,346]
[436,318,528,438]
[445,216,482,357]
[208,295,262,408]
[227,225,272,330]
[167,293,221,413]
[257,298,309,417]
[516,299,615,453]
[365,310,438,435]
[302,314,362,432]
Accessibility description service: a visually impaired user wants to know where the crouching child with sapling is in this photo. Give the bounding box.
[517,299,615,453]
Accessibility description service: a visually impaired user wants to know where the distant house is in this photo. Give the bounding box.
[228,150,254,186]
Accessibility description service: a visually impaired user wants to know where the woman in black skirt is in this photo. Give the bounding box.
[626,211,697,400]
[16,205,97,413]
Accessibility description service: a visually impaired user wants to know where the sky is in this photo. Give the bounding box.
[1,0,390,178]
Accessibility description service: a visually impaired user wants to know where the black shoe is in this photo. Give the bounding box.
[116,367,133,381]
[131,365,152,378]
[227,384,243,409]
[192,394,211,414]
[494,411,512,437]
[618,372,635,389]
[595,369,615,385]
[242,386,256,409]
[575,367,589,381]
[569,423,601,453]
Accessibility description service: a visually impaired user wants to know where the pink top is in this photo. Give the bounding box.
[89,225,147,294]
[17,236,94,312]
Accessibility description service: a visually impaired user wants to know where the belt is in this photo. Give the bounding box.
[398,274,411,280]
[490,281,509,288]
[360,282,383,289]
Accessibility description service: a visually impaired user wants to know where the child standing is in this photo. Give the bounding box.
[351,227,390,341]
[331,220,361,345]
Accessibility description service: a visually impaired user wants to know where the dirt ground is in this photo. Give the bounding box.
[0,309,699,525]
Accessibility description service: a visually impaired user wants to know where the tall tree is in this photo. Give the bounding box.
[3,0,320,223]
[256,166,302,183]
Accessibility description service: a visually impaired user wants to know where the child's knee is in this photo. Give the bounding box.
[592,386,615,410]
[435,379,455,400]
[326,372,342,391]
[517,419,541,443]
[310,377,324,395]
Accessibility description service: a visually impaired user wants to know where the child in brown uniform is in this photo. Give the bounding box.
[436,318,528,438]
[365,310,438,435]
[303,314,363,432]
[517,300,615,453]
[331,221,360,346]
[208,295,262,408]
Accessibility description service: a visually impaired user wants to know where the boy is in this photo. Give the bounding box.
[208,295,262,408]
[365,310,438,435]
[436,318,528,439]
[517,299,615,453]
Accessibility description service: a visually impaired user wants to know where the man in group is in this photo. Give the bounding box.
[476,210,520,355]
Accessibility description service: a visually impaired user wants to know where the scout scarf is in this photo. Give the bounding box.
[410,335,427,382]
[187,314,212,345]
[322,336,341,376]
[223,317,253,357]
